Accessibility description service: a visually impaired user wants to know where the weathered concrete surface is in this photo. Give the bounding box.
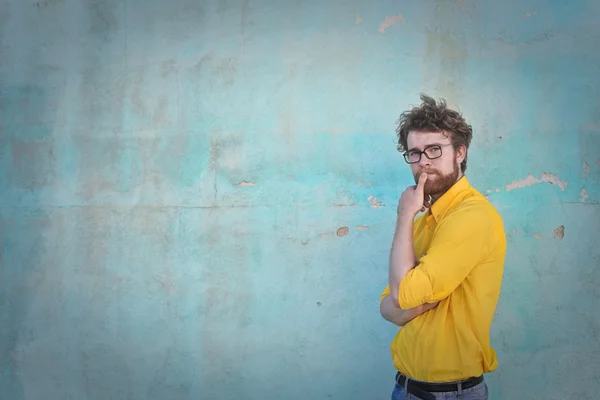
[1,0,599,399]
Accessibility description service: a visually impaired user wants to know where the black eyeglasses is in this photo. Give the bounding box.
[403,144,453,164]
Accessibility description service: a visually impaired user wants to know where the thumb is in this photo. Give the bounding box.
[416,172,428,193]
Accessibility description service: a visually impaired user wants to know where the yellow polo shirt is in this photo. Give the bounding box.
[380,176,506,383]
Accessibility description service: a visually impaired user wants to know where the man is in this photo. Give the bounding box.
[379,94,506,400]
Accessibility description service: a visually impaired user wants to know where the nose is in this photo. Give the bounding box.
[418,155,431,168]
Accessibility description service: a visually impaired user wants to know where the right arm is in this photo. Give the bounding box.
[380,294,438,327]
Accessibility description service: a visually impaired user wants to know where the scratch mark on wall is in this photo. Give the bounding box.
[506,173,567,192]
[34,0,63,8]
[356,225,370,230]
[335,188,358,207]
[237,181,255,187]
[580,188,589,203]
[355,13,363,24]
[378,12,404,33]
[154,277,176,292]
[553,225,564,239]
[533,234,542,240]
[522,9,537,18]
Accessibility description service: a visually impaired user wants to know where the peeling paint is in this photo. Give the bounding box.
[580,188,589,202]
[378,12,404,33]
[369,196,383,208]
[506,173,567,192]
[553,225,565,239]
[237,181,255,187]
[336,226,349,237]
[2,2,598,399]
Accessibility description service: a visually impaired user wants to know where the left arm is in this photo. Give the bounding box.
[380,294,439,326]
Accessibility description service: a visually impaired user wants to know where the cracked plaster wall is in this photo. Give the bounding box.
[1,0,599,399]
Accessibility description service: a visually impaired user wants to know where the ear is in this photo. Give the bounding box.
[455,144,467,165]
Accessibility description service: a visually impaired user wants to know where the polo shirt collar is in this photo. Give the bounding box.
[430,175,471,222]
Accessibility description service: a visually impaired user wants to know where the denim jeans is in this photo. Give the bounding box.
[391,380,488,400]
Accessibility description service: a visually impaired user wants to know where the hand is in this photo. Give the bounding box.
[397,173,429,217]
[416,301,439,315]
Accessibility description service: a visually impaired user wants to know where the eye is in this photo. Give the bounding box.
[427,146,442,155]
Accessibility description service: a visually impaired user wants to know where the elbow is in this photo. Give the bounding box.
[380,295,399,322]
[379,300,387,320]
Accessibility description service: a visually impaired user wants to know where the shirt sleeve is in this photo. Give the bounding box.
[398,203,495,309]
[380,285,390,302]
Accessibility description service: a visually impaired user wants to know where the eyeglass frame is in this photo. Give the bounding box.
[402,143,454,164]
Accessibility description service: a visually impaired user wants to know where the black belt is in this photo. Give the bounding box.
[395,372,484,400]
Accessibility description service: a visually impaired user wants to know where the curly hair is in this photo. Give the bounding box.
[395,94,473,173]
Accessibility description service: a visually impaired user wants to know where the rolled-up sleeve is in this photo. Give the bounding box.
[398,204,493,310]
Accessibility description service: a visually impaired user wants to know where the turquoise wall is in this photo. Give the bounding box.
[1,0,599,399]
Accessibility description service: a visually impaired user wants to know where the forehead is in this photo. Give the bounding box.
[406,130,451,150]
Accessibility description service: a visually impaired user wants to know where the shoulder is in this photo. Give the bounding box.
[446,188,507,251]
[445,189,505,235]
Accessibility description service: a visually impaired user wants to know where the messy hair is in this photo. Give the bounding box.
[395,94,473,173]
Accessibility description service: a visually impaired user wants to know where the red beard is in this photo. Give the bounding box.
[416,161,460,197]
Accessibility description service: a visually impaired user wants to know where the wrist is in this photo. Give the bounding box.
[395,212,415,229]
